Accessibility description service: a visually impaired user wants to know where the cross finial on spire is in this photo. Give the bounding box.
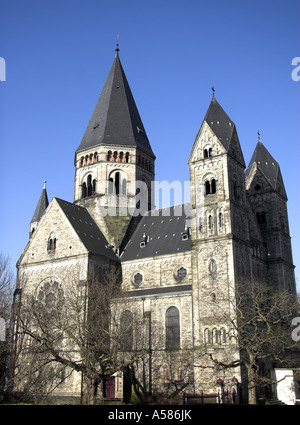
[211,86,215,98]
[257,131,261,142]
[115,34,120,55]
[43,180,47,189]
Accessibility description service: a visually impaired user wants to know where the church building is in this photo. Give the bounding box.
[14,45,297,403]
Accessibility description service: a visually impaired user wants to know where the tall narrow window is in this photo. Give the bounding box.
[82,182,87,198]
[219,212,223,228]
[47,234,56,251]
[204,328,211,344]
[87,174,92,197]
[205,180,211,195]
[204,149,208,158]
[115,172,120,195]
[122,177,127,195]
[125,152,130,163]
[256,212,261,224]
[211,179,216,194]
[209,147,212,157]
[208,215,212,229]
[199,217,203,232]
[166,307,180,350]
[120,310,133,351]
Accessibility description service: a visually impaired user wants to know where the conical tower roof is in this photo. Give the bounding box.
[203,96,236,151]
[76,49,155,158]
[246,140,287,198]
[30,181,49,223]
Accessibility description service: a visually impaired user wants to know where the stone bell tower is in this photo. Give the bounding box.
[188,93,250,349]
[74,45,155,251]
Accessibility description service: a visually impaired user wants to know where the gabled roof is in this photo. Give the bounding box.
[121,204,192,261]
[245,141,287,198]
[30,183,49,223]
[55,198,119,261]
[76,51,155,158]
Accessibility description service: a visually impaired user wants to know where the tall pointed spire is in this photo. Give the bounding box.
[30,181,49,224]
[76,49,155,158]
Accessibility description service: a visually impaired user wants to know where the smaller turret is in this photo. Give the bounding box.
[29,181,49,238]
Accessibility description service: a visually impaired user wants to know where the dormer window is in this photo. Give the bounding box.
[140,233,149,248]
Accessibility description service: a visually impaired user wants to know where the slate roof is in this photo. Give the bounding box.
[120,204,192,261]
[76,51,155,158]
[55,198,119,261]
[31,184,49,223]
[204,96,237,151]
[245,141,286,195]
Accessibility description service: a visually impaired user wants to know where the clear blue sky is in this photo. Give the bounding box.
[0,0,299,290]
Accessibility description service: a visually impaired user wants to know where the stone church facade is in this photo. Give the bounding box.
[15,47,296,402]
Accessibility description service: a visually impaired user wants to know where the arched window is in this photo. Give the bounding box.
[87,174,92,197]
[107,151,112,161]
[47,233,56,251]
[82,182,87,198]
[108,177,114,194]
[120,310,133,351]
[204,328,211,344]
[204,149,208,158]
[219,212,223,228]
[211,179,216,194]
[220,328,227,344]
[209,147,212,157]
[212,328,220,344]
[205,180,211,195]
[82,175,96,198]
[122,176,127,196]
[199,217,203,232]
[115,172,120,195]
[205,179,216,195]
[209,259,216,273]
[80,157,84,167]
[108,171,127,196]
[113,151,118,162]
[208,215,212,230]
[166,307,180,350]
[125,152,130,163]
[119,151,124,162]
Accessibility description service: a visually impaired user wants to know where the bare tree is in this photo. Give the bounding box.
[12,265,149,404]
[0,254,14,401]
[0,254,14,323]
[195,278,299,404]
